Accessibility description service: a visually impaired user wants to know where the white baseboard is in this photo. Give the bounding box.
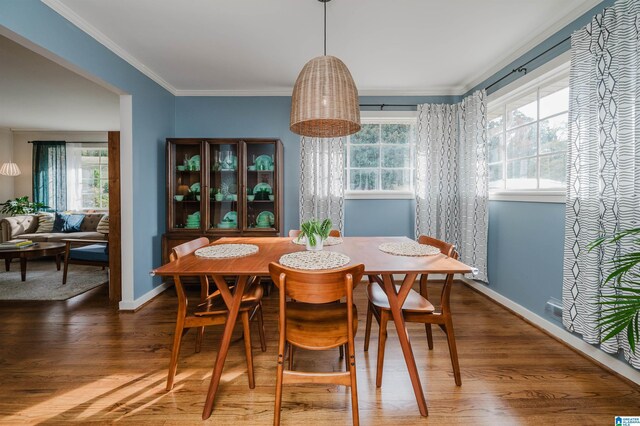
[462,278,640,386]
[119,281,171,311]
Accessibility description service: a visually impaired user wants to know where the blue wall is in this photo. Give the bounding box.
[487,201,565,321]
[0,0,175,299]
[176,95,456,237]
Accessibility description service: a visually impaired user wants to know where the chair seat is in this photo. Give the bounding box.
[285,302,358,350]
[367,282,435,313]
[194,281,263,316]
[69,244,108,262]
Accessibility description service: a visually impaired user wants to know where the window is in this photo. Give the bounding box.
[80,147,109,209]
[67,143,109,210]
[488,74,569,192]
[345,118,416,199]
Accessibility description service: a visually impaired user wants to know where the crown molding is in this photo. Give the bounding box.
[174,87,464,97]
[461,0,603,93]
[41,0,177,95]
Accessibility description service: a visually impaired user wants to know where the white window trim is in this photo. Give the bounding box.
[487,51,570,204]
[345,111,417,200]
[490,190,565,203]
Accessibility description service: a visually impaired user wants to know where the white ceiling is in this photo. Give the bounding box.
[45,0,601,96]
[0,35,119,131]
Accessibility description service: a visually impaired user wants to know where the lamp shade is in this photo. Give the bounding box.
[0,162,21,176]
[290,55,361,138]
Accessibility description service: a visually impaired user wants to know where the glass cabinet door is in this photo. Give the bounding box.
[208,142,240,231]
[170,141,203,230]
[244,141,276,231]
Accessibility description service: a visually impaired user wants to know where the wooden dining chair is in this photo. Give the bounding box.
[288,229,347,362]
[166,237,267,391]
[269,262,364,426]
[363,235,462,387]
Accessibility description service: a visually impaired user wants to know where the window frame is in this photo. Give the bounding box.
[487,54,570,203]
[344,111,417,200]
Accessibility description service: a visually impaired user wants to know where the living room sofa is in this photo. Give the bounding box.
[0,213,107,243]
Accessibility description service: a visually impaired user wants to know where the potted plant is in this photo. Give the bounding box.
[589,227,640,351]
[0,196,49,216]
[298,218,332,251]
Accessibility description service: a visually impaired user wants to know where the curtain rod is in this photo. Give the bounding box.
[27,141,107,143]
[359,103,417,110]
[484,35,571,92]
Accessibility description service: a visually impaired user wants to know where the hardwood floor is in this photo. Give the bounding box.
[0,280,638,424]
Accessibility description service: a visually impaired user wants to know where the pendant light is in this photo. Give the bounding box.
[290,0,361,138]
[0,161,21,176]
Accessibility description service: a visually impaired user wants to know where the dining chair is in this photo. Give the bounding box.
[269,262,364,426]
[363,235,462,387]
[166,237,266,391]
[287,228,347,362]
[62,238,109,284]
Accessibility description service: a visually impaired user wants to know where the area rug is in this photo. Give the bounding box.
[0,260,107,301]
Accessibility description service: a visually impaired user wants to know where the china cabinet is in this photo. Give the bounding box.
[162,138,283,263]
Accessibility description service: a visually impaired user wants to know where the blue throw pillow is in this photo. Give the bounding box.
[53,213,85,233]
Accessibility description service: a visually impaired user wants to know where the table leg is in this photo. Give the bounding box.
[55,253,62,271]
[20,257,27,282]
[4,258,10,272]
[201,275,248,420]
[381,273,428,416]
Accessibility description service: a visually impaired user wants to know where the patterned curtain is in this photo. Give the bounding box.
[299,137,345,234]
[415,91,488,281]
[32,141,66,212]
[563,0,640,367]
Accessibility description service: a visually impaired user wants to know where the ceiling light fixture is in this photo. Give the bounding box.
[0,161,21,176]
[290,0,361,138]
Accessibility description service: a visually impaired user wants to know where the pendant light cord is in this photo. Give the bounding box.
[323,0,327,56]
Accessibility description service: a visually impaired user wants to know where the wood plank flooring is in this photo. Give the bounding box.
[0,280,638,425]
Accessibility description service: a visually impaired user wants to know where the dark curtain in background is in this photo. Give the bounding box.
[32,141,66,212]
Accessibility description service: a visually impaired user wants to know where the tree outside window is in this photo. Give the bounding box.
[488,75,568,191]
[346,121,415,194]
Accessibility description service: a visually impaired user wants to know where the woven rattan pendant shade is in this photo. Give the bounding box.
[290,55,361,138]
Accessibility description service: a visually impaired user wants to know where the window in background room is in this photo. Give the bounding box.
[487,74,569,191]
[67,143,109,210]
[345,119,416,198]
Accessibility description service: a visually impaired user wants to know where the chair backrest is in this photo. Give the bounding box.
[170,237,210,261]
[417,235,457,259]
[169,237,210,308]
[269,262,364,304]
[288,229,341,238]
[417,235,458,314]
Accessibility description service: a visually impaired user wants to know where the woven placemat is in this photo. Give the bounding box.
[195,244,259,259]
[279,251,350,270]
[378,242,441,257]
[291,236,343,246]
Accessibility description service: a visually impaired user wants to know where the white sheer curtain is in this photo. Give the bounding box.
[66,143,83,212]
[299,137,345,234]
[415,91,488,281]
[563,0,640,367]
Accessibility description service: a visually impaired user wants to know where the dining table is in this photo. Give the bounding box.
[151,236,474,420]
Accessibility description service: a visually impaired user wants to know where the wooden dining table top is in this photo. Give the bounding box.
[152,236,474,276]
